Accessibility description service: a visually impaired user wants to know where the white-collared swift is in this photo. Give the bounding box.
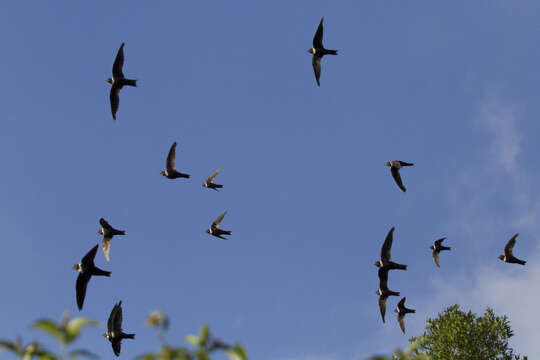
[103,301,135,356]
[72,244,111,310]
[386,160,414,192]
[161,142,190,179]
[106,43,137,120]
[98,218,126,262]
[307,17,338,86]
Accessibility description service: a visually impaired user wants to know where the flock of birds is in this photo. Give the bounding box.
[66,17,530,356]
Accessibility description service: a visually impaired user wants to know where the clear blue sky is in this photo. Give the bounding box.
[1,1,540,359]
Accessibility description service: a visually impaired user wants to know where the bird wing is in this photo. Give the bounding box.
[397,297,406,310]
[113,301,123,331]
[102,237,112,262]
[312,17,324,48]
[109,85,120,120]
[112,43,125,78]
[100,218,113,231]
[81,244,99,266]
[504,233,518,257]
[391,167,406,192]
[206,168,222,183]
[398,313,406,333]
[166,142,177,172]
[76,272,91,311]
[378,296,387,323]
[432,250,440,268]
[381,227,395,263]
[212,211,227,228]
[434,237,446,247]
[112,340,121,356]
[312,56,321,87]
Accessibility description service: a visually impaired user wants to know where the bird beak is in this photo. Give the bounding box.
[72,264,78,270]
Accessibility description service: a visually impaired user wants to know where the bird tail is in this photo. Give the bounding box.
[93,268,111,277]
[442,246,451,251]
[222,230,231,235]
[517,259,526,265]
[406,308,416,314]
[180,173,191,179]
[123,333,135,339]
[400,162,414,166]
[114,230,126,236]
[390,291,400,296]
[393,263,407,270]
[215,184,224,188]
[326,49,338,55]
[125,79,137,87]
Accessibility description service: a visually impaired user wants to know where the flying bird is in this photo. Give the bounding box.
[160,142,190,179]
[202,168,223,191]
[498,233,526,265]
[376,267,400,323]
[430,237,451,268]
[386,161,414,192]
[106,43,137,120]
[394,297,416,334]
[98,218,126,262]
[206,211,231,240]
[72,244,111,310]
[307,17,338,86]
[374,227,407,270]
[103,301,135,356]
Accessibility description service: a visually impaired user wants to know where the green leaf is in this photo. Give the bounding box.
[196,350,210,360]
[199,324,209,347]
[65,318,98,344]
[31,319,65,344]
[185,334,200,346]
[234,343,248,360]
[226,348,244,360]
[68,349,99,359]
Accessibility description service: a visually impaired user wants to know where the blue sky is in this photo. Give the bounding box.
[1,1,540,359]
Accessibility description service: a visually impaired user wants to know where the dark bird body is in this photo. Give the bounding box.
[161,142,190,179]
[107,43,137,120]
[72,244,111,310]
[394,297,416,334]
[103,301,135,356]
[203,168,223,191]
[374,227,407,271]
[499,233,526,265]
[376,267,400,323]
[206,211,231,240]
[307,17,338,86]
[430,237,451,268]
[386,160,414,192]
[98,218,126,262]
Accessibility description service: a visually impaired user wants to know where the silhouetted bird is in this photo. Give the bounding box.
[72,244,111,310]
[202,168,223,191]
[206,211,231,240]
[106,43,137,120]
[98,218,126,262]
[103,301,135,356]
[498,233,526,265]
[307,17,338,86]
[430,237,451,268]
[394,297,415,334]
[374,227,407,270]
[160,142,190,179]
[376,267,400,323]
[386,161,414,192]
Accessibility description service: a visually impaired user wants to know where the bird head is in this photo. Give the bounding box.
[205,229,211,234]
[429,245,435,250]
[102,332,109,339]
[394,308,399,313]
[385,161,392,167]
[202,183,207,188]
[72,264,81,272]
[373,261,382,267]
[106,78,113,84]
[98,229,103,235]
[160,171,166,177]
[306,48,315,54]
[498,255,505,261]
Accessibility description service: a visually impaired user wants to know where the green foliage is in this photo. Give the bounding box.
[30,313,97,349]
[411,305,526,360]
[369,339,431,360]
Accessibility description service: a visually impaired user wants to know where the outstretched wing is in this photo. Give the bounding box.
[312,56,321,87]
[381,227,395,263]
[100,218,113,231]
[397,313,406,333]
[81,244,99,266]
[109,86,121,120]
[432,250,440,268]
[206,168,222,183]
[112,43,125,78]
[378,296,387,323]
[212,211,227,228]
[434,237,446,247]
[504,233,519,257]
[166,142,177,172]
[76,272,91,311]
[312,17,324,48]
[391,167,406,192]
[113,301,123,331]
[397,297,406,309]
[112,340,121,356]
